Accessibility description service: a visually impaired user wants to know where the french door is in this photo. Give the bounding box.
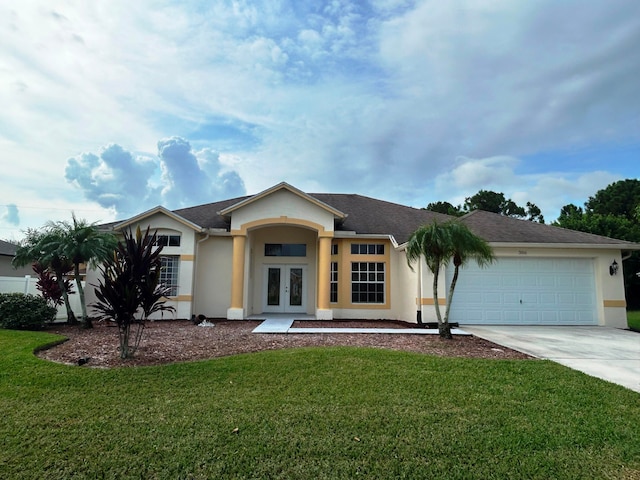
[263,265,306,313]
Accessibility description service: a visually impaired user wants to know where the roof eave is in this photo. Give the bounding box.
[217,182,347,219]
[488,242,640,250]
[113,206,203,232]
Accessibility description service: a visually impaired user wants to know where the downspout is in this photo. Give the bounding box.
[416,256,423,325]
[191,229,211,319]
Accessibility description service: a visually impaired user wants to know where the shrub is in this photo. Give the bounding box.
[0,293,57,330]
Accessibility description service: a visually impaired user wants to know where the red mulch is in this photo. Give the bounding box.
[36,319,533,368]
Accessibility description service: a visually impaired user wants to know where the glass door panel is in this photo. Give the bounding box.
[267,268,281,306]
[289,268,303,307]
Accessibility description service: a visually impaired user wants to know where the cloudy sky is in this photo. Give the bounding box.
[1,0,639,240]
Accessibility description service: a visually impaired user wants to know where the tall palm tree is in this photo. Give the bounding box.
[12,229,77,324]
[48,214,117,329]
[406,220,494,338]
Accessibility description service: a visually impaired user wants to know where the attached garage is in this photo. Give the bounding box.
[447,257,598,325]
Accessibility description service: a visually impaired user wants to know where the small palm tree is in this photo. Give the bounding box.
[48,214,117,329]
[12,229,77,324]
[406,220,494,338]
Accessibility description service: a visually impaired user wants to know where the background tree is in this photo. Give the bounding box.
[555,179,640,308]
[584,179,640,220]
[425,201,463,216]
[462,190,545,223]
[12,229,77,324]
[48,214,117,329]
[92,227,174,359]
[406,220,494,339]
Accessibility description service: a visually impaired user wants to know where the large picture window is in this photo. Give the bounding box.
[160,255,179,296]
[351,262,385,304]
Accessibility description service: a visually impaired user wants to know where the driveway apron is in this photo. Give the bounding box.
[463,326,640,393]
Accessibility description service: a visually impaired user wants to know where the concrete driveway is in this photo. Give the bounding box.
[463,326,640,393]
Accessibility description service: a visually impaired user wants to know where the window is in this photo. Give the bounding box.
[351,262,385,304]
[331,244,338,255]
[160,256,179,296]
[330,262,338,303]
[265,243,307,257]
[350,243,384,255]
[155,235,181,247]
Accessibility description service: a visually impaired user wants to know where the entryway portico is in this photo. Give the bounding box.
[220,183,345,321]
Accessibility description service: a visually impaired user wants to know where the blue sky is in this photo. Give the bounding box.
[1,0,639,241]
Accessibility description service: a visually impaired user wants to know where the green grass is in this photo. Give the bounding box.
[628,310,640,331]
[1,330,639,479]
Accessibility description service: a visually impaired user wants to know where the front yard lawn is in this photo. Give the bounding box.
[628,310,640,331]
[1,329,639,479]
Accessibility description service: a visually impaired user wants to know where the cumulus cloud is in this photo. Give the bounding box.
[430,155,622,221]
[66,137,246,217]
[1,204,20,226]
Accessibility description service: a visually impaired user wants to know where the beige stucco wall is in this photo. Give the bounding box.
[0,257,32,277]
[230,189,336,234]
[194,236,233,318]
[85,213,201,320]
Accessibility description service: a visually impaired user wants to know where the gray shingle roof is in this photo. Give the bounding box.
[0,239,18,257]
[170,193,451,244]
[107,190,639,248]
[460,210,637,246]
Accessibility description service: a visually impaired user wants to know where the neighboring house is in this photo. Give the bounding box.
[87,182,640,328]
[0,239,32,277]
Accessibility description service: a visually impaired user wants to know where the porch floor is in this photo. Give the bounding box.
[248,315,471,335]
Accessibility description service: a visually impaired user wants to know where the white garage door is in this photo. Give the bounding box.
[446,257,597,325]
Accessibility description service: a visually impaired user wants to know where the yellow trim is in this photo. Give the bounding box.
[232,217,334,237]
[230,235,246,309]
[317,237,332,310]
[180,254,195,261]
[333,239,391,310]
[603,299,627,308]
[418,298,447,306]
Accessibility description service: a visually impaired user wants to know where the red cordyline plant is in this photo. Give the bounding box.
[91,227,174,359]
[32,262,74,310]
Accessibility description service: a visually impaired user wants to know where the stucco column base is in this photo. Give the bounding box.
[315,308,333,320]
[227,308,245,320]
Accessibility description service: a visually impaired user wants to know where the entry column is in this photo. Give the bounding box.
[316,235,333,320]
[227,234,246,320]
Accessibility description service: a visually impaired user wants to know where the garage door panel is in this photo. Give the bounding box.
[446,258,597,325]
[539,293,555,303]
[485,293,502,304]
[503,293,520,304]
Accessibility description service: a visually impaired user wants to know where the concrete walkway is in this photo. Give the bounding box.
[463,325,640,393]
[250,316,471,335]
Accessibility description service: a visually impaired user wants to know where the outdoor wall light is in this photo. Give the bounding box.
[609,260,619,276]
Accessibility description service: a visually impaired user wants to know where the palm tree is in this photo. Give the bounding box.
[48,214,117,329]
[12,229,78,324]
[406,220,494,339]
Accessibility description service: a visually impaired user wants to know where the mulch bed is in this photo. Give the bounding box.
[36,319,533,368]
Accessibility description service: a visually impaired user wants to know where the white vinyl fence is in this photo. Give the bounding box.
[0,275,83,321]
